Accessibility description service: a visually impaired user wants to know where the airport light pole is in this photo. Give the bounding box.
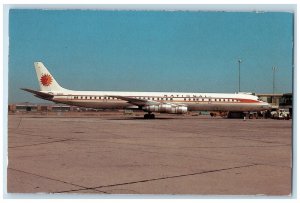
[272,66,278,95]
[238,59,242,92]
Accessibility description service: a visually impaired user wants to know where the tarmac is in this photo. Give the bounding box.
[7,112,292,196]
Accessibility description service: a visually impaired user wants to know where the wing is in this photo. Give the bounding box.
[111,95,160,106]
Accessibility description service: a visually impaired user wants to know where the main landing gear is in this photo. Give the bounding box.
[144,113,155,119]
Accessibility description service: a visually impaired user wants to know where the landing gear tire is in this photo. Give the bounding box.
[149,114,155,119]
[144,113,155,119]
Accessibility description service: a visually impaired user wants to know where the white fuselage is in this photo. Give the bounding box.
[45,89,271,112]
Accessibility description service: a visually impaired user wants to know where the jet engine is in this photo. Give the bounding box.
[143,104,188,114]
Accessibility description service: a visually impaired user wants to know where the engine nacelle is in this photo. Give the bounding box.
[143,104,188,114]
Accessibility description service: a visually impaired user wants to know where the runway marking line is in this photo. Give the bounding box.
[55,163,258,194]
[7,167,108,194]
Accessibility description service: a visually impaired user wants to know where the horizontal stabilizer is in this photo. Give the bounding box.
[21,88,54,99]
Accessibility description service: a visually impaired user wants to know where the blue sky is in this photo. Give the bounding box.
[8,10,293,103]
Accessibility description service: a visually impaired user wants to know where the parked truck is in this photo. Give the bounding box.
[271,109,290,120]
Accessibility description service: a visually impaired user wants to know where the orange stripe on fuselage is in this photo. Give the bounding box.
[237,99,260,103]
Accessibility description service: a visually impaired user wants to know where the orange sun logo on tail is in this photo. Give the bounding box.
[40,74,53,86]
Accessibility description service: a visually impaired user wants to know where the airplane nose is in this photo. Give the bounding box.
[264,103,272,110]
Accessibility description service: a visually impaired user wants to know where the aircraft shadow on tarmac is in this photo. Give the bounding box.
[26,116,176,120]
[107,117,176,120]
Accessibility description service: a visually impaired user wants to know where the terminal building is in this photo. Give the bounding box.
[256,93,292,114]
[8,102,76,113]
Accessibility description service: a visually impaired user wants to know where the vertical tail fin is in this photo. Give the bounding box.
[34,62,64,92]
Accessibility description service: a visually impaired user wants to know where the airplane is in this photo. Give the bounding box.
[22,62,272,119]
